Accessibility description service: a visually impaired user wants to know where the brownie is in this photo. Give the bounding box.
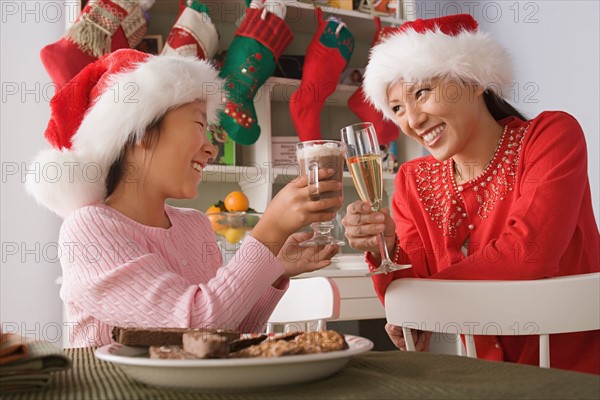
[182,332,231,359]
[229,335,267,353]
[111,326,239,347]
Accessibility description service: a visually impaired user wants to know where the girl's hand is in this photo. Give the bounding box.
[253,169,344,255]
[341,201,396,256]
[276,232,339,278]
[385,323,432,352]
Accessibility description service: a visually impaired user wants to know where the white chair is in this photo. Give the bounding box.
[384,272,600,368]
[266,277,341,334]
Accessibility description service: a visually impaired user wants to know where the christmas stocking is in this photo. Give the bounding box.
[290,8,354,142]
[348,17,399,145]
[40,0,149,87]
[219,1,293,145]
[161,0,218,59]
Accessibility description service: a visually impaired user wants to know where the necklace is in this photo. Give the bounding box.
[454,163,465,182]
[453,125,507,184]
[453,160,491,183]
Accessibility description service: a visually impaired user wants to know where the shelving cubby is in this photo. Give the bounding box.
[76,0,420,213]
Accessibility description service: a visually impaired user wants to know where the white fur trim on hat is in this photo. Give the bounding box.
[26,54,224,218]
[24,148,106,219]
[363,28,514,121]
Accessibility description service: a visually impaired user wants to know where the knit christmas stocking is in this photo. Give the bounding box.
[40,0,148,87]
[218,1,293,145]
[348,17,399,145]
[161,0,218,59]
[289,8,354,142]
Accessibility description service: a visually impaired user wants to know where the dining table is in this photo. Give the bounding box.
[3,347,599,400]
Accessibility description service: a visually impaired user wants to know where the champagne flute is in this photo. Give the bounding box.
[341,122,411,275]
[296,140,346,247]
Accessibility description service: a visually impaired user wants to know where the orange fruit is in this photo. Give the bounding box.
[224,227,246,244]
[224,191,249,212]
[206,205,222,214]
[206,205,227,233]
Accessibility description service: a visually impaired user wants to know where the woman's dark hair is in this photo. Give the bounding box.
[105,117,164,197]
[483,90,527,121]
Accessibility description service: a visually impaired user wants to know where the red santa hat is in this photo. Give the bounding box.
[363,14,514,121]
[26,49,224,218]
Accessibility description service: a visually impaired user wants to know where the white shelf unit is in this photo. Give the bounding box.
[73,0,419,212]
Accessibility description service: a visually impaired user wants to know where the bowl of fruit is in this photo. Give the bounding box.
[206,191,262,245]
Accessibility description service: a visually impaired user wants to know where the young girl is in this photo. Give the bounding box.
[26,49,341,347]
[341,14,599,374]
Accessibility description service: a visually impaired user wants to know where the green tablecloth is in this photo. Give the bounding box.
[4,348,599,400]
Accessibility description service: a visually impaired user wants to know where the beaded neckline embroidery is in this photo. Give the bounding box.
[415,123,530,237]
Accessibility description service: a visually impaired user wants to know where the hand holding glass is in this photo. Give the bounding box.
[296,140,346,247]
[341,122,411,275]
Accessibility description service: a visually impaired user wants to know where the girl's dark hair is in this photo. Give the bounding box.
[105,117,164,197]
[483,90,527,121]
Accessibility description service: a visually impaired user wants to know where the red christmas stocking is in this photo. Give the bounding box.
[289,8,354,142]
[40,0,147,87]
[218,1,293,145]
[348,17,399,145]
[161,0,218,59]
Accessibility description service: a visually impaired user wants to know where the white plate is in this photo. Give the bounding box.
[95,335,373,390]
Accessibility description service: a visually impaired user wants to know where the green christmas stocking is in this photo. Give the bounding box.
[218,2,293,145]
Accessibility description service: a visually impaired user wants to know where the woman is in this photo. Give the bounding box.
[26,49,341,347]
[342,14,599,373]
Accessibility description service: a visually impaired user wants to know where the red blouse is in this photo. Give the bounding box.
[368,111,600,374]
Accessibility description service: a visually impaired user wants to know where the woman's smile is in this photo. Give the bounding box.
[421,123,446,147]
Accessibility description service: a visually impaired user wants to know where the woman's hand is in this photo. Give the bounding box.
[252,169,343,255]
[341,201,396,257]
[277,232,339,278]
[385,323,432,352]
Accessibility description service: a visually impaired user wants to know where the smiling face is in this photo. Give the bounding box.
[387,79,486,162]
[138,101,217,200]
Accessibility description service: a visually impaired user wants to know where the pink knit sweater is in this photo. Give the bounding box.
[59,203,288,347]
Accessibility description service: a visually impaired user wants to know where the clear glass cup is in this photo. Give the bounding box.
[341,122,411,275]
[296,140,346,247]
[208,211,262,263]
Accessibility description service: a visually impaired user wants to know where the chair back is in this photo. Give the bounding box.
[384,272,600,367]
[267,277,341,333]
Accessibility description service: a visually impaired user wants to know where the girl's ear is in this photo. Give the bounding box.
[473,85,485,98]
[135,139,150,150]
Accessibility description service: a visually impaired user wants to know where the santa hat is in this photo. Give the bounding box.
[363,14,514,121]
[26,49,224,218]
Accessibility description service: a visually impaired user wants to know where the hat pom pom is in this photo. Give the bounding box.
[25,148,107,218]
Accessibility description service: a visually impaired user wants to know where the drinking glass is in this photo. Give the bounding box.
[296,140,346,247]
[341,122,411,275]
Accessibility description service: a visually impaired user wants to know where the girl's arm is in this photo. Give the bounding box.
[60,212,285,332]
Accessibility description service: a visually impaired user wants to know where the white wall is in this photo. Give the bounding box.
[1,1,71,345]
[412,0,599,223]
